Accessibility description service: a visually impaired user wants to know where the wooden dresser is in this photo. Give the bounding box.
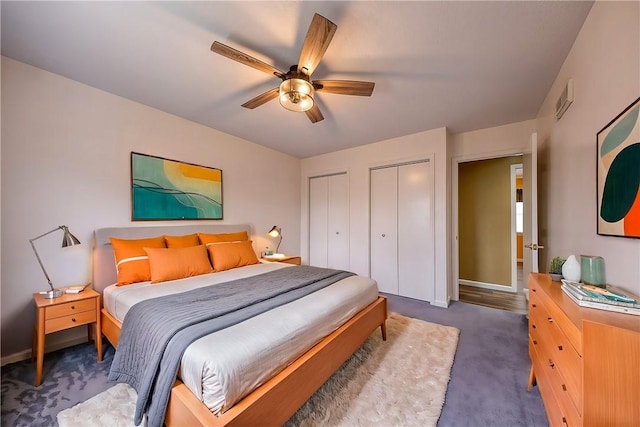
[527,273,640,427]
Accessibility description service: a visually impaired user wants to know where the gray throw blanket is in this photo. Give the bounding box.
[108,265,354,427]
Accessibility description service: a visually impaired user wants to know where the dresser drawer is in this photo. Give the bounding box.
[45,298,96,319]
[45,310,97,334]
[546,316,582,413]
[531,339,582,427]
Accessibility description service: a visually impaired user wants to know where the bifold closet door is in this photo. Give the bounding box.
[309,173,349,269]
[370,161,433,301]
[397,162,433,301]
[370,167,399,294]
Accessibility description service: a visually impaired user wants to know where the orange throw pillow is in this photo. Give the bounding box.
[198,231,248,246]
[144,245,213,283]
[110,236,166,285]
[164,233,200,248]
[207,240,259,272]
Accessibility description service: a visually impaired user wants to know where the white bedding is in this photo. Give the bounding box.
[103,262,378,415]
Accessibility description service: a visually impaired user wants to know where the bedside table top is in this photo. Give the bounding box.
[33,287,99,308]
[262,255,299,262]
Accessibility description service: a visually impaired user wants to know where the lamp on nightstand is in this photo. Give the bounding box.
[267,225,283,255]
[29,225,81,298]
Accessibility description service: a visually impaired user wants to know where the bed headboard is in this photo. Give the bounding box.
[92,224,253,293]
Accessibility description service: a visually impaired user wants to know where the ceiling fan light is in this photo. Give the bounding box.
[279,78,314,112]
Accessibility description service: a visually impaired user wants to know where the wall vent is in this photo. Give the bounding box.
[555,78,574,120]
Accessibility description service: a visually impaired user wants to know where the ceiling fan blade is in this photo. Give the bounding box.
[305,103,324,123]
[314,80,375,96]
[297,14,337,76]
[211,41,285,78]
[241,87,280,109]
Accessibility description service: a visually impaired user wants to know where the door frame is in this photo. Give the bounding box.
[451,148,527,300]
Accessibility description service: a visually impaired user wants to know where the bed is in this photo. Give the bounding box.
[93,224,388,426]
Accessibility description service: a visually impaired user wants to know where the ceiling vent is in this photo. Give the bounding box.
[555,78,574,120]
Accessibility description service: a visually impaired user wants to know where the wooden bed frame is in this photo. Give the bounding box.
[94,224,388,426]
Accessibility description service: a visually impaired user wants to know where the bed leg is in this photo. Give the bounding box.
[380,321,387,341]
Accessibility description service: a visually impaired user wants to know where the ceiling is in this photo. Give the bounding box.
[1,1,593,158]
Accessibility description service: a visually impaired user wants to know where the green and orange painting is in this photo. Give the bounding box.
[131,152,222,220]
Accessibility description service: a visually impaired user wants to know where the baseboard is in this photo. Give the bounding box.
[1,336,89,366]
[459,279,517,293]
[431,298,449,308]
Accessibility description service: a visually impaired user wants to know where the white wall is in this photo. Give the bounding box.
[451,119,537,159]
[1,57,301,359]
[300,127,450,307]
[536,1,640,295]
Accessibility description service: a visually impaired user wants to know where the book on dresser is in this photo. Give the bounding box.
[561,280,640,316]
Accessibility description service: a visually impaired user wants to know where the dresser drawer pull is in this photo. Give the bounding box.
[549,359,555,369]
[562,384,567,391]
[558,345,563,351]
[71,305,75,310]
[562,417,568,427]
[533,340,538,345]
[532,324,536,329]
[547,317,553,323]
[532,304,537,308]
[71,318,76,322]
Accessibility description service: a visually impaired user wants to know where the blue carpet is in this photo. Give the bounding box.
[385,294,548,427]
[1,343,115,427]
[1,297,548,426]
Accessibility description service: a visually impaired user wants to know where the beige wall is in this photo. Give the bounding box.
[1,57,302,359]
[300,128,451,307]
[536,1,640,296]
[459,156,522,286]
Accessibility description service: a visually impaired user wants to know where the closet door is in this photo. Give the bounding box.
[370,167,398,294]
[309,173,349,269]
[309,176,329,267]
[327,173,349,270]
[398,161,434,301]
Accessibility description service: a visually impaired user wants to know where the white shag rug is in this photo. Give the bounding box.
[58,313,459,427]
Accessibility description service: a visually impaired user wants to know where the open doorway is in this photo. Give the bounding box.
[454,154,527,313]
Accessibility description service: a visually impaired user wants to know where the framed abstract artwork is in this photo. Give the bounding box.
[597,97,640,238]
[131,152,223,220]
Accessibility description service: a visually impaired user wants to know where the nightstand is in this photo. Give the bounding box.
[262,255,301,265]
[32,288,102,386]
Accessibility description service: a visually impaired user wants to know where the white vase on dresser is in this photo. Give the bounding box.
[562,254,581,282]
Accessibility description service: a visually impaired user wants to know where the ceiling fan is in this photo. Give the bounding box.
[211,13,375,123]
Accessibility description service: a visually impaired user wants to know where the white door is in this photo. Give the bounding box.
[327,173,349,270]
[309,173,349,269]
[309,176,329,267]
[370,167,399,294]
[523,132,541,278]
[398,161,434,301]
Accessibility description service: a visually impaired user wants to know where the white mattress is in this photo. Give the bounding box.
[103,262,378,415]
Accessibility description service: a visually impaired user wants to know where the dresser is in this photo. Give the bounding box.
[527,273,640,426]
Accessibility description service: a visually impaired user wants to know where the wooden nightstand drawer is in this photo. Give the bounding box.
[45,298,96,319]
[33,288,103,386]
[45,309,97,334]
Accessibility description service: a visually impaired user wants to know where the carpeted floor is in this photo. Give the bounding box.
[1,297,548,427]
[55,314,459,427]
[386,294,548,427]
